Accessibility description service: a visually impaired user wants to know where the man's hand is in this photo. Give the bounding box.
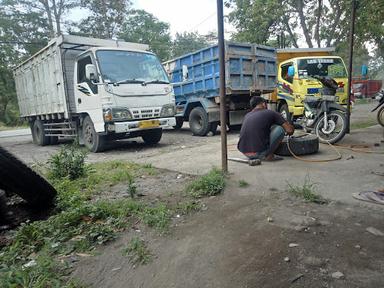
[282,122,294,136]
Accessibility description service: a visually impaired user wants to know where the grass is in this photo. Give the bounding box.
[238,180,249,188]
[186,168,226,198]
[0,158,173,287]
[122,237,152,265]
[176,200,202,215]
[287,176,328,204]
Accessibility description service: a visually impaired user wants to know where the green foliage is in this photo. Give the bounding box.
[122,237,152,265]
[176,200,202,215]
[186,168,226,198]
[172,32,210,58]
[48,144,88,180]
[0,160,175,286]
[127,176,137,198]
[287,176,328,204]
[119,9,172,61]
[238,180,249,188]
[75,0,130,39]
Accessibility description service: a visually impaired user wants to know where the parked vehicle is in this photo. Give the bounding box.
[163,42,277,136]
[275,48,348,121]
[352,80,383,99]
[372,89,384,127]
[296,72,347,144]
[14,35,176,152]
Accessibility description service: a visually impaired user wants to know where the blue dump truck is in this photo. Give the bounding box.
[163,42,277,136]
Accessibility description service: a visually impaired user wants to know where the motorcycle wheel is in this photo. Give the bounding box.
[314,110,347,144]
[377,106,384,127]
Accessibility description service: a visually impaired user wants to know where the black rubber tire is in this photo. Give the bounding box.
[0,190,8,224]
[32,120,49,146]
[142,129,162,145]
[314,110,347,144]
[0,146,57,209]
[189,107,210,136]
[278,103,292,123]
[377,106,384,127]
[209,121,219,134]
[82,116,106,153]
[275,134,319,156]
[173,117,184,129]
[49,136,59,145]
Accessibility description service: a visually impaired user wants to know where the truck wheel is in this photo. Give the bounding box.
[82,116,106,153]
[0,145,57,209]
[275,134,319,156]
[173,117,184,129]
[210,122,219,135]
[0,190,9,224]
[142,129,162,145]
[189,107,210,136]
[278,103,292,123]
[32,120,49,146]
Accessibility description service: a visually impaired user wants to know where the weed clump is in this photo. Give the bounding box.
[238,180,249,188]
[288,176,328,204]
[186,168,225,198]
[123,237,152,264]
[48,144,88,180]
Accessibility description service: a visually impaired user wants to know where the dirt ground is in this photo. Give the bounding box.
[1,102,384,287]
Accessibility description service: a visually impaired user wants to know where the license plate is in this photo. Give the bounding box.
[138,120,160,129]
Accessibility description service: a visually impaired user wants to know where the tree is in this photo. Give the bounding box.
[172,32,210,58]
[119,9,172,61]
[76,0,131,39]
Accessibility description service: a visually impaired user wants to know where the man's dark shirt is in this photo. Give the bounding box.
[238,109,286,154]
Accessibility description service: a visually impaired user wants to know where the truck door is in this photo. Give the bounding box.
[75,54,102,112]
[277,62,295,118]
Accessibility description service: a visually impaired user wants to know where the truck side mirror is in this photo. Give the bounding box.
[288,66,295,78]
[85,64,98,82]
[182,65,189,81]
[361,65,368,77]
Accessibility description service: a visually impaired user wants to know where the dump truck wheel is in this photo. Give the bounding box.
[278,103,292,123]
[275,134,319,156]
[32,120,50,146]
[0,146,57,209]
[142,129,162,145]
[0,190,9,224]
[82,116,106,153]
[189,107,210,136]
[173,117,184,129]
[209,122,219,134]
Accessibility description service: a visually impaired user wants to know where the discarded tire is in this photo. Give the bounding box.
[0,190,8,224]
[0,146,57,209]
[275,134,319,156]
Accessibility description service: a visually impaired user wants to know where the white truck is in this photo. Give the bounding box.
[13,35,176,152]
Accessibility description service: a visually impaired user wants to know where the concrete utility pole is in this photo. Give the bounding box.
[217,0,228,172]
[346,0,358,133]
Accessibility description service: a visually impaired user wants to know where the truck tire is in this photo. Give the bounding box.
[142,129,162,145]
[275,134,319,156]
[278,103,292,123]
[0,190,9,224]
[189,107,210,136]
[82,116,106,153]
[210,121,219,134]
[0,146,57,209]
[173,117,184,129]
[32,120,50,146]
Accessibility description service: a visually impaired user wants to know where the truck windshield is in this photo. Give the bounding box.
[297,58,347,79]
[96,50,169,84]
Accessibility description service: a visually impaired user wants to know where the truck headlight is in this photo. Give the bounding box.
[160,104,175,117]
[103,108,132,121]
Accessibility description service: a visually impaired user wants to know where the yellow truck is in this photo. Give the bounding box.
[274,48,348,121]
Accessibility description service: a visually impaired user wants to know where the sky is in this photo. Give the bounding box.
[132,0,236,37]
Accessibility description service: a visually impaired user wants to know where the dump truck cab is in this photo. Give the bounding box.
[276,48,348,120]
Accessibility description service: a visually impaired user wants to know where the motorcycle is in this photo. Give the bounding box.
[371,89,384,127]
[299,75,348,144]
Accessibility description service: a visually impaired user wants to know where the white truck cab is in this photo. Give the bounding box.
[14,35,176,152]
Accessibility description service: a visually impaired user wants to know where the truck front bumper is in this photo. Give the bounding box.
[107,117,176,134]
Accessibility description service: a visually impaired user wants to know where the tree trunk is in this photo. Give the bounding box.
[314,0,322,47]
[326,4,343,46]
[39,0,55,37]
[296,0,313,48]
[51,0,61,36]
[283,17,299,48]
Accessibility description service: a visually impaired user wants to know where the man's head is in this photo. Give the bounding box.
[250,96,267,109]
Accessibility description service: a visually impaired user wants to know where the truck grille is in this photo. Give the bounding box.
[131,108,161,119]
